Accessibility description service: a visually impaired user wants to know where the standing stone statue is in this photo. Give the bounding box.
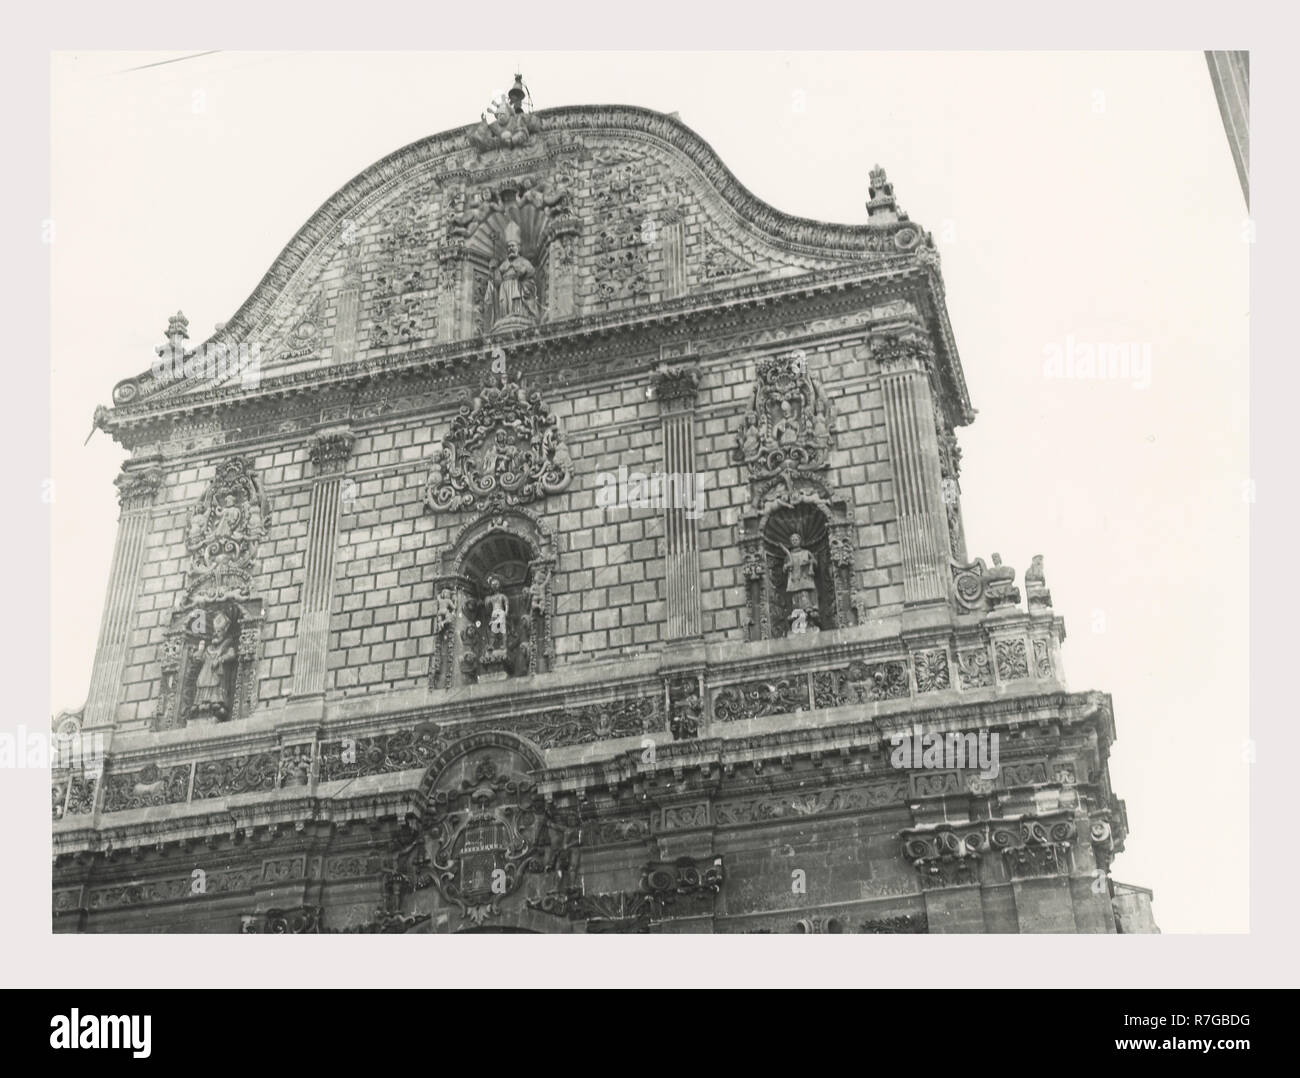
[190,611,237,720]
[484,576,510,655]
[483,222,539,331]
[780,533,819,624]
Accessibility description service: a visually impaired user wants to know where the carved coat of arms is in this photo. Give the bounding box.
[424,373,573,512]
[395,753,571,927]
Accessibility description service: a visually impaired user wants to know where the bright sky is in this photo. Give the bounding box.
[50,51,1248,933]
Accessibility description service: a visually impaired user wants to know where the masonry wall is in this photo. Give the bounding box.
[108,314,919,733]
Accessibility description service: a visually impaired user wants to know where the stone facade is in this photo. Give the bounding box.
[54,83,1155,934]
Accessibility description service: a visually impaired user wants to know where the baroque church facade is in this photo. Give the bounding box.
[53,77,1156,934]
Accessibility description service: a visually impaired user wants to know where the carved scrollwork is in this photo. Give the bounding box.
[957,647,993,689]
[733,351,837,508]
[991,818,1077,878]
[499,696,662,749]
[192,752,278,799]
[102,763,190,813]
[184,458,270,603]
[424,371,572,512]
[318,724,446,783]
[393,740,555,928]
[811,659,910,708]
[713,677,809,722]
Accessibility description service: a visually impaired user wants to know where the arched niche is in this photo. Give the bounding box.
[429,508,559,688]
[739,489,856,641]
[448,172,580,336]
[154,597,264,729]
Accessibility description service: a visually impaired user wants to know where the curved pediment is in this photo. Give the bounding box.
[110,101,933,412]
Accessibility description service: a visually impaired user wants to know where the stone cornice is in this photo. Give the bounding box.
[51,687,1114,861]
[104,260,970,445]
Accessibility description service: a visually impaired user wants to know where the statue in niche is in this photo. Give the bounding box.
[190,611,238,721]
[482,222,539,332]
[779,533,820,632]
[482,576,511,668]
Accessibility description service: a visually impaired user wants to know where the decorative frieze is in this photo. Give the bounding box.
[812,660,909,708]
[713,781,907,826]
[191,753,278,800]
[102,763,191,813]
[318,724,446,782]
[497,695,663,748]
[861,913,928,934]
[713,677,809,722]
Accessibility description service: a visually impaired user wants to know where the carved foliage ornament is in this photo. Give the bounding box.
[424,372,572,511]
[733,351,837,505]
[185,458,270,599]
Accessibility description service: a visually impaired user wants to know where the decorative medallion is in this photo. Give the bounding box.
[423,371,573,511]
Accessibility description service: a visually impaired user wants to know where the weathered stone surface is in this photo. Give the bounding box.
[55,83,1151,934]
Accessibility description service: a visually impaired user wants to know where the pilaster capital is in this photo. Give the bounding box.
[871,325,935,377]
[652,363,700,412]
[309,427,356,476]
[113,456,164,509]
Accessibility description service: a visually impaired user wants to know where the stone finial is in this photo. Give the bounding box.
[156,310,190,362]
[166,310,189,346]
[867,165,899,221]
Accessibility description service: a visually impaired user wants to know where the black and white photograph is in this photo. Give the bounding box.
[2,0,1293,1042]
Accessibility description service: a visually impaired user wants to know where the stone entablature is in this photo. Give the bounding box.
[100,263,970,442]
[53,602,1067,826]
[52,689,1122,933]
